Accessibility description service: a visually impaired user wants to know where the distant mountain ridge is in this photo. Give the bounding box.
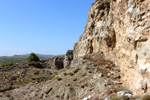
[0,53,62,58]
[16,54,55,58]
[0,54,63,64]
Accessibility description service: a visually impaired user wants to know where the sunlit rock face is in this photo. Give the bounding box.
[74,0,150,95]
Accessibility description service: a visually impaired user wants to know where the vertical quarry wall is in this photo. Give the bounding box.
[74,0,150,95]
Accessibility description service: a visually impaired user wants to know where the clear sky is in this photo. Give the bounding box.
[0,0,94,56]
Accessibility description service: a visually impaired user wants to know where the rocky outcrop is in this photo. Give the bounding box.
[74,0,150,95]
[0,52,127,100]
[47,56,65,69]
[64,50,73,68]
[47,50,73,69]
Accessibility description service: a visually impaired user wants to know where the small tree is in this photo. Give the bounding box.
[27,52,39,62]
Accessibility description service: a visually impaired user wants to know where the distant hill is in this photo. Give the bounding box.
[0,56,27,65]
[0,54,58,65]
[15,54,55,58]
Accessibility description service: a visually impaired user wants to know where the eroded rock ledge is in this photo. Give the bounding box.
[74,0,150,95]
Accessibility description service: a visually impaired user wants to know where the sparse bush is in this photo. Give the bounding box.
[67,84,71,87]
[143,94,150,100]
[72,68,79,73]
[55,76,62,81]
[45,88,53,94]
[63,73,67,76]
[81,72,86,77]
[67,72,74,76]
[27,52,39,62]
[50,75,55,80]
[25,79,32,83]
[88,70,92,73]
[5,62,13,66]
[73,77,77,81]
[0,62,13,68]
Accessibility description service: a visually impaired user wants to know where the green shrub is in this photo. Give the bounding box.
[25,79,32,83]
[50,75,55,80]
[55,76,62,81]
[45,88,53,94]
[72,68,79,73]
[73,78,77,81]
[67,72,74,76]
[5,62,13,66]
[67,84,71,87]
[81,72,86,77]
[88,70,92,73]
[63,73,67,76]
[27,52,39,62]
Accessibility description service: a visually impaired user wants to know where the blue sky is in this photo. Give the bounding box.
[0,0,94,56]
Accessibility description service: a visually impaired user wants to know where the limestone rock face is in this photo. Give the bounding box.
[74,0,150,95]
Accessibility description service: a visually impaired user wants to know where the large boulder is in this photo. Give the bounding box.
[47,50,73,69]
[64,50,73,68]
[27,61,44,68]
[47,56,65,69]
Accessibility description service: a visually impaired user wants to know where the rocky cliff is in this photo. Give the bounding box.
[1,0,150,99]
[74,0,150,95]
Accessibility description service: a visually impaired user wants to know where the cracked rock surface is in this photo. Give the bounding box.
[74,0,150,95]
